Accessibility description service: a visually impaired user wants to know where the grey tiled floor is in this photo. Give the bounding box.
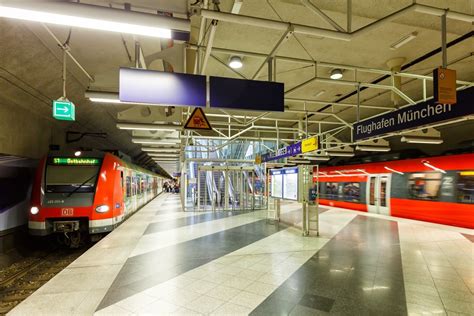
[8,194,474,316]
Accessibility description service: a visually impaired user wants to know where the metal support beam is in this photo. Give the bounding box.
[187,44,474,86]
[356,82,360,122]
[391,86,416,105]
[300,0,345,32]
[285,97,392,110]
[199,4,473,41]
[347,0,352,32]
[441,11,447,68]
[252,26,294,79]
[268,57,273,81]
[42,24,94,82]
[200,19,218,75]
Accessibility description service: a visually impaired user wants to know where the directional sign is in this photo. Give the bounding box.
[184,107,212,130]
[53,100,75,121]
[302,136,318,153]
[261,136,318,162]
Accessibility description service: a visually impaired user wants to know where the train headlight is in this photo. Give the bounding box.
[95,205,110,213]
[30,206,39,215]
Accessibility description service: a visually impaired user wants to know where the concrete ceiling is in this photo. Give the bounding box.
[0,0,473,174]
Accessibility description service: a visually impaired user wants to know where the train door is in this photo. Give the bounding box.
[367,174,391,215]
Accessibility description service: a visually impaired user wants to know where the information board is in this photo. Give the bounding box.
[271,171,283,199]
[283,171,298,200]
[270,167,298,200]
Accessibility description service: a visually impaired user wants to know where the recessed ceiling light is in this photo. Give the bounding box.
[390,31,418,50]
[313,90,326,97]
[229,56,243,69]
[330,69,343,80]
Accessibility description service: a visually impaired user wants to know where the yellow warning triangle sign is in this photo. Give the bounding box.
[184,107,212,130]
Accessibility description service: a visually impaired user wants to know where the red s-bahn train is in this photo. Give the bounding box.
[29,150,165,247]
[315,153,474,229]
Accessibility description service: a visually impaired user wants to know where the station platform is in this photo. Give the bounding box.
[9,193,473,316]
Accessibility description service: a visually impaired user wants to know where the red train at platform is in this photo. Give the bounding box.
[315,153,474,229]
[29,150,164,247]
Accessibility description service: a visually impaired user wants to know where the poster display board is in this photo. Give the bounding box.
[270,170,283,199]
[270,167,298,200]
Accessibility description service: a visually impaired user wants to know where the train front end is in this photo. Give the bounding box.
[29,151,121,246]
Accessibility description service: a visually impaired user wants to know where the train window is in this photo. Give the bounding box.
[369,178,375,205]
[343,182,361,202]
[380,177,388,207]
[325,182,339,199]
[126,176,131,197]
[457,171,474,204]
[408,173,442,201]
[120,171,124,188]
[45,165,99,193]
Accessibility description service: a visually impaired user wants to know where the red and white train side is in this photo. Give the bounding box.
[29,150,165,246]
[315,153,474,229]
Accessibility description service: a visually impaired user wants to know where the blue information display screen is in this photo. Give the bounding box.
[210,76,284,112]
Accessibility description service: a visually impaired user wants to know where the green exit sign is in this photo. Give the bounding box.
[53,100,75,121]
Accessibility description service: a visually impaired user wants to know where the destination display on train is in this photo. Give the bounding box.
[51,157,101,166]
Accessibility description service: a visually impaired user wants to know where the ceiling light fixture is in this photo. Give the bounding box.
[355,145,391,152]
[74,151,82,157]
[142,147,180,153]
[390,31,418,50]
[401,136,443,144]
[306,156,331,161]
[117,123,180,132]
[132,138,181,145]
[231,0,244,14]
[0,2,187,39]
[330,69,343,80]
[89,98,122,104]
[422,161,446,174]
[147,153,180,157]
[313,90,326,98]
[229,56,243,69]
[384,166,404,175]
[326,151,354,157]
[287,159,311,164]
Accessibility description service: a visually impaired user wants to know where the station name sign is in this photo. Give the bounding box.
[353,87,473,141]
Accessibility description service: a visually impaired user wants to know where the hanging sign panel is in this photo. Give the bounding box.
[261,136,318,163]
[301,136,318,153]
[262,142,301,162]
[119,68,207,107]
[52,100,75,121]
[209,76,284,112]
[433,67,457,104]
[353,87,474,141]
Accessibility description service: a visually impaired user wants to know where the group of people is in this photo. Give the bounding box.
[163,181,179,193]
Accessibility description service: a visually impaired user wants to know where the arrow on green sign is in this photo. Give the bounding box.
[53,100,75,121]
